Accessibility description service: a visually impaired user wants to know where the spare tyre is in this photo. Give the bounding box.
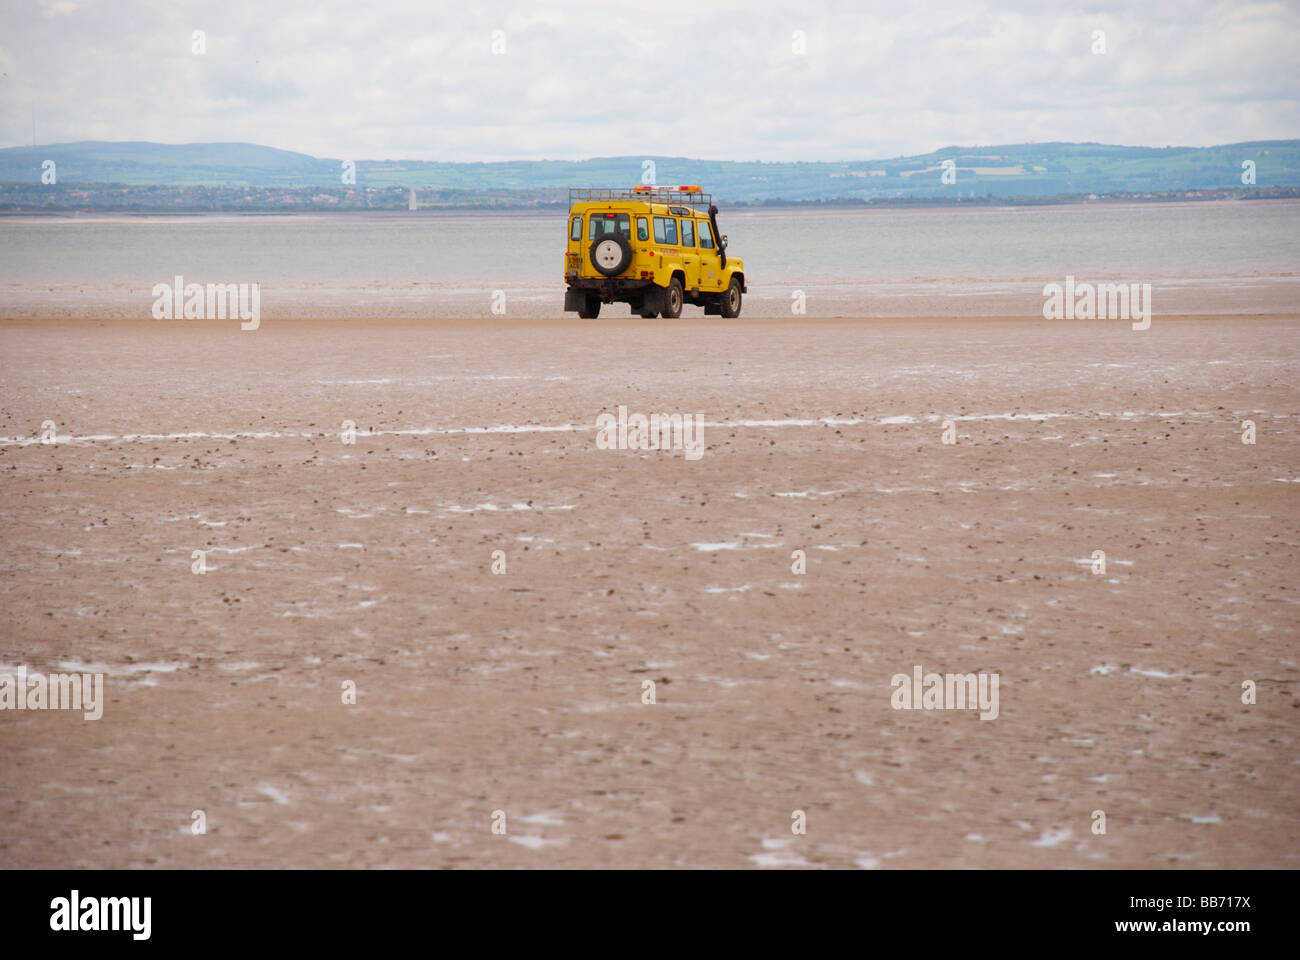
[590,232,632,277]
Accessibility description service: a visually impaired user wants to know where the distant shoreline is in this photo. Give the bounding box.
[2,192,1298,220]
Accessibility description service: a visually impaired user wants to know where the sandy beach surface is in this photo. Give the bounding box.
[1,313,1296,869]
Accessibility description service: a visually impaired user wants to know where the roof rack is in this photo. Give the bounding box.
[569,186,713,209]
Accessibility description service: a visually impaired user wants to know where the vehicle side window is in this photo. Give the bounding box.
[698,221,714,249]
[680,219,695,247]
[637,217,649,242]
[653,216,678,245]
[570,217,581,241]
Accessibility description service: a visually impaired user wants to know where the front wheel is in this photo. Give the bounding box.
[662,278,683,319]
[577,292,601,319]
[720,276,742,318]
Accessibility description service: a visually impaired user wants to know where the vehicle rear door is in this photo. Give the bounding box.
[582,210,632,278]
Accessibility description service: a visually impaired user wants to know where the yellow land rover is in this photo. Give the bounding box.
[563,186,745,318]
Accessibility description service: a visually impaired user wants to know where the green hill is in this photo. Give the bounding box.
[0,139,1296,202]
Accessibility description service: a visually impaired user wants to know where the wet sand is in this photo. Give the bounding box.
[1,314,1297,868]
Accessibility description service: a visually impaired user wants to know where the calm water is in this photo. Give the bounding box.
[1,201,1296,318]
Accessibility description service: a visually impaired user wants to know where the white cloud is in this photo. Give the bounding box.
[0,0,1295,160]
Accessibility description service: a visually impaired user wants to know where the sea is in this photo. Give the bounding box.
[1,200,1296,318]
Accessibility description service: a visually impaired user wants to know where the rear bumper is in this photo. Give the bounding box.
[564,276,653,309]
[567,276,653,294]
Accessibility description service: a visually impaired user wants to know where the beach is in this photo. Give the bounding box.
[1,312,1296,868]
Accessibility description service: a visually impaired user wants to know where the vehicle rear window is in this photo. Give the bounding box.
[589,213,630,240]
[570,217,581,241]
[681,219,695,247]
[653,217,678,245]
[637,217,649,241]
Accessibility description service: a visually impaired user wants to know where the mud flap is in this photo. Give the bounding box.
[640,285,663,315]
[564,289,586,312]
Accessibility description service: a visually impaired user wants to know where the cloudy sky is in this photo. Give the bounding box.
[1,0,1297,161]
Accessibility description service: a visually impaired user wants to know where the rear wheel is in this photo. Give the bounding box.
[577,292,601,319]
[720,276,742,318]
[662,278,684,319]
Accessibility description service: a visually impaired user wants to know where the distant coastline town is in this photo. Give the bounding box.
[2,182,1297,213]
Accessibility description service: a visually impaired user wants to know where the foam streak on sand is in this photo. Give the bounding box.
[0,409,1256,447]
